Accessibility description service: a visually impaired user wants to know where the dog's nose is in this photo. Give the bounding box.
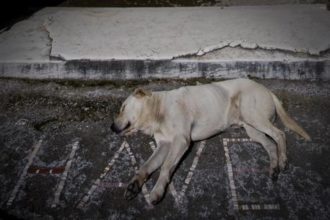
[111,123,121,134]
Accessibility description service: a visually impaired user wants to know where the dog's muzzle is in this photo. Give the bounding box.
[111,123,121,134]
[111,122,131,134]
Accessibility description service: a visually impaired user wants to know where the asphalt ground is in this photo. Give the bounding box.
[0,78,329,219]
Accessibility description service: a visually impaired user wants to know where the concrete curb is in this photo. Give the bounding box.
[1,59,329,81]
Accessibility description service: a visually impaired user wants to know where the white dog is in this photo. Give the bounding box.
[111,78,310,205]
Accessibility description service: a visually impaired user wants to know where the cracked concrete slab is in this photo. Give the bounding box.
[0,8,59,62]
[44,5,330,60]
[175,46,330,61]
[0,5,330,80]
[1,5,330,62]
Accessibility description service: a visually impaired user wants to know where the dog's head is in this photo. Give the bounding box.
[111,88,152,135]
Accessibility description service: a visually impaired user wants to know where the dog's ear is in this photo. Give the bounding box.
[133,88,151,98]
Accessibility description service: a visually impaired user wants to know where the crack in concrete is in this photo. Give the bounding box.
[173,42,330,60]
[0,27,10,35]
[43,17,66,61]
[38,13,330,62]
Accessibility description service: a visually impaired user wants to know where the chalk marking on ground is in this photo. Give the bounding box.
[78,139,206,208]
[7,138,43,206]
[178,141,206,200]
[148,141,206,204]
[222,137,280,211]
[124,142,152,206]
[52,140,80,208]
[77,141,126,209]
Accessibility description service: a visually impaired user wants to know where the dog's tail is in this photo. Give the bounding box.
[271,93,311,141]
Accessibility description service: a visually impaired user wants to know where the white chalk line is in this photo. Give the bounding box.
[240,203,280,211]
[223,138,239,210]
[7,138,43,206]
[52,140,80,208]
[222,137,280,211]
[77,141,126,209]
[124,142,152,206]
[78,139,206,208]
[148,141,206,204]
[178,141,206,200]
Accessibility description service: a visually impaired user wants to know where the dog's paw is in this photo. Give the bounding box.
[149,192,162,205]
[279,160,289,172]
[279,155,288,172]
[124,180,141,200]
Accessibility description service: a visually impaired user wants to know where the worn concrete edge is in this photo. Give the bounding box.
[0,59,329,81]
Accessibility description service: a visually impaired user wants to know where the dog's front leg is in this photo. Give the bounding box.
[124,140,170,200]
[149,136,190,205]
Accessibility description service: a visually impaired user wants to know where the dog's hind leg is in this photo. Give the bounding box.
[243,123,280,180]
[240,91,287,172]
[149,136,190,205]
[244,118,287,172]
[124,141,169,201]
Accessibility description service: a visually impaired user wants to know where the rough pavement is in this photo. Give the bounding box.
[0,78,329,219]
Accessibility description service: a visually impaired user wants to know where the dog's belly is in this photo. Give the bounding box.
[183,85,230,141]
[190,119,228,141]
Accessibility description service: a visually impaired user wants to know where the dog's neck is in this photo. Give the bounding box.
[135,93,165,135]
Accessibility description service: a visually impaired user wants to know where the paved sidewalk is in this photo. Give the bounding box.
[0,78,329,219]
[0,5,330,80]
